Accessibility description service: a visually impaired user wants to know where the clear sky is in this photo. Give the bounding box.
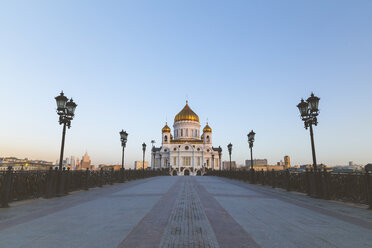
[1,0,371,168]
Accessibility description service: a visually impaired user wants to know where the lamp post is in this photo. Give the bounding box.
[55,91,77,170]
[227,143,232,171]
[248,130,256,183]
[212,153,215,171]
[120,130,128,169]
[142,143,146,172]
[218,146,222,171]
[151,140,155,170]
[297,93,320,171]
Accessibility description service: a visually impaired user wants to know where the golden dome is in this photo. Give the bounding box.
[174,101,200,122]
[162,123,171,133]
[203,123,212,133]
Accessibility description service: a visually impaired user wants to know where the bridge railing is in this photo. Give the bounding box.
[206,169,372,209]
[0,167,168,208]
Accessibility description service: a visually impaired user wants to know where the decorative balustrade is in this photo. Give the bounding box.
[207,169,372,209]
[0,166,168,208]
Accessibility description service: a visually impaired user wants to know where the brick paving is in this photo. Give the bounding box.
[0,176,371,248]
[159,177,219,248]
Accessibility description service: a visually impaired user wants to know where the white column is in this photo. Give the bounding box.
[202,149,204,168]
[192,148,195,172]
[178,149,180,171]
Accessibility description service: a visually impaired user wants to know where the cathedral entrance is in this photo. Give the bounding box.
[184,169,190,176]
[172,170,177,176]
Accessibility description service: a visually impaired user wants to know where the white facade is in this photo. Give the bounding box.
[151,101,222,176]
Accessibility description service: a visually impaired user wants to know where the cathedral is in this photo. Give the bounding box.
[151,101,223,176]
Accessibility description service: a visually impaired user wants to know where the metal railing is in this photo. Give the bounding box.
[0,166,168,208]
[207,169,372,209]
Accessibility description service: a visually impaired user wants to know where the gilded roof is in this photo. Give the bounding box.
[174,101,200,123]
[203,123,212,133]
[162,123,171,133]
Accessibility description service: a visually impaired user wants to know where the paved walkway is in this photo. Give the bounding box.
[0,176,371,248]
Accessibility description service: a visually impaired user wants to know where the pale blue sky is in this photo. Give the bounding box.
[1,0,371,168]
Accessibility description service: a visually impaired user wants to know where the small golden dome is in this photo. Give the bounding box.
[162,123,171,133]
[203,123,212,133]
[174,101,200,122]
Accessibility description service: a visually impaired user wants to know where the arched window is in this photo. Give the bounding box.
[164,135,168,142]
[186,129,188,136]
[207,135,210,142]
[181,129,183,136]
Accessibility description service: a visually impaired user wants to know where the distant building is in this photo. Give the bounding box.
[284,156,291,168]
[135,161,149,170]
[245,159,268,167]
[70,156,76,169]
[222,161,237,170]
[98,164,122,170]
[349,161,354,167]
[77,152,93,170]
[277,160,284,166]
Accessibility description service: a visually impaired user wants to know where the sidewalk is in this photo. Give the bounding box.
[0,176,370,248]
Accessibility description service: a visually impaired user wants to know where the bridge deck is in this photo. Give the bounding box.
[0,176,371,248]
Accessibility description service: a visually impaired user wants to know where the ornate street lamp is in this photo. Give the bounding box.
[142,143,146,172]
[120,130,128,169]
[55,91,77,170]
[248,130,256,183]
[297,93,320,171]
[218,146,222,171]
[227,143,233,171]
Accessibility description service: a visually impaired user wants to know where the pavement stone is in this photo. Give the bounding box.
[0,176,370,248]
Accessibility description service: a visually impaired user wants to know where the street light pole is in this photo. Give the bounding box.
[248,130,256,183]
[142,143,146,172]
[227,143,232,171]
[59,123,67,171]
[151,140,155,170]
[55,91,77,170]
[212,153,215,171]
[120,130,128,169]
[297,93,320,171]
[218,146,222,171]
[309,124,317,171]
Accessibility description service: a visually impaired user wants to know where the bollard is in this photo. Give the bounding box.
[305,168,311,196]
[120,168,124,183]
[84,168,89,190]
[57,168,66,197]
[99,168,103,187]
[309,168,318,198]
[322,168,329,200]
[365,170,372,209]
[1,166,13,208]
[65,168,70,195]
[52,167,58,197]
[110,168,114,185]
[286,169,291,191]
[272,169,276,188]
[45,167,54,198]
